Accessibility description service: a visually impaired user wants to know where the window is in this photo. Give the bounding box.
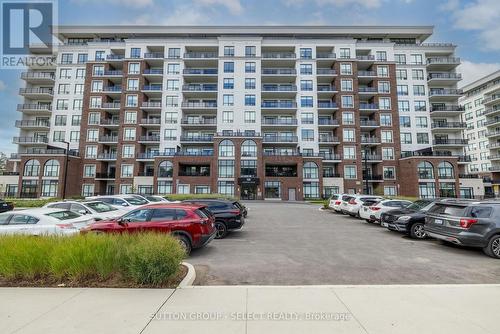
[224,46,235,56]
[223,94,234,106]
[398,100,410,112]
[343,129,355,142]
[413,85,426,96]
[438,161,454,179]
[240,160,257,177]
[417,161,434,179]
[396,69,407,80]
[58,84,70,94]
[401,133,412,144]
[83,165,96,177]
[412,69,424,80]
[224,62,234,73]
[379,97,391,110]
[222,111,233,123]
[400,116,411,128]
[157,181,173,194]
[41,180,58,197]
[384,186,397,196]
[245,94,256,106]
[300,64,312,75]
[24,159,40,176]
[341,79,353,91]
[95,51,105,61]
[343,147,356,159]
[128,63,140,74]
[264,181,280,199]
[130,48,141,58]
[223,78,234,89]
[164,129,177,140]
[166,80,179,90]
[303,182,320,199]
[397,85,408,96]
[122,145,135,158]
[439,183,456,198]
[381,130,393,143]
[301,96,313,107]
[70,131,79,142]
[383,167,396,180]
[245,46,256,57]
[300,80,313,91]
[126,95,138,107]
[74,84,84,94]
[300,48,312,59]
[339,48,351,58]
[86,129,98,142]
[218,160,235,178]
[158,161,173,177]
[378,81,390,93]
[395,54,406,64]
[218,181,234,196]
[415,117,428,128]
[417,133,429,144]
[218,140,235,157]
[344,166,357,179]
[342,112,354,125]
[376,51,387,61]
[245,62,256,73]
[54,115,67,126]
[244,111,256,123]
[121,164,134,178]
[127,78,139,91]
[245,78,256,89]
[77,53,88,64]
[53,131,65,142]
[85,145,97,159]
[241,140,257,157]
[411,54,423,65]
[166,96,178,107]
[341,95,353,108]
[301,129,314,141]
[301,112,314,124]
[382,147,394,160]
[340,63,352,75]
[60,68,71,78]
[167,63,180,74]
[380,114,392,126]
[123,128,136,141]
[61,53,73,64]
[91,81,103,92]
[76,69,85,78]
[125,111,137,124]
[168,48,180,58]
[377,65,389,77]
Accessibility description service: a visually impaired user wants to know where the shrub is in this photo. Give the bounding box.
[4,198,59,208]
[164,193,236,201]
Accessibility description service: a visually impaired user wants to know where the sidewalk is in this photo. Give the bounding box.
[1,284,498,334]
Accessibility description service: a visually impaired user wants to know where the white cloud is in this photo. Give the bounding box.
[0,80,5,91]
[71,0,154,8]
[458,60,500,88]
[448,0,500,50]
[195,0,243,14]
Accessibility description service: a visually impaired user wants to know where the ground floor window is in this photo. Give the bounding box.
[419,182,435,199]
[264,181,281,198]
[177,184,189,194]
[137,185,153,195]
[195,185,210,194]
[82,184,95,197]
[120,184,132,194]
[4,184,17,197]
[303,182,319,199]
[439,182,456,198]
[157,181,172,195]
[384,186,397,196]
[20,180,38,198]
[323,186,339,198]
[41,180,58,197]
[459,187,474,199]
[218,181,234,196]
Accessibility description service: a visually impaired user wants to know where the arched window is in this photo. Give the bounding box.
[303,162,319,179]
[158,161,173,177]
[24,159,40,177]
[44,159,60,177]
[417,161,434,179]
[438,161,454,179]
[241,140,257,157]
[218,139,234,157]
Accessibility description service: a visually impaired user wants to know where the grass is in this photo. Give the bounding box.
[0,233,185,287]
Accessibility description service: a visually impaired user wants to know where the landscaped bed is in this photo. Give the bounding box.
[0,233,186,288]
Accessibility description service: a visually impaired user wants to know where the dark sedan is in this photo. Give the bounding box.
[0,199,14,213]
[380,199,435,239]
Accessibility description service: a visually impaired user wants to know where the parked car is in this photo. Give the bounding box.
[142,195,180,203]
[85,195,149,211]
[44,200,127,221]
[380,199,436,239]
[0,208,94,236]
[341,195,384,217]
[425,200,500,258]
[80,203,216,254]
[359,199,413,223]
[333,194,353,213]
[182,199,245,238]
[0,199,14,213]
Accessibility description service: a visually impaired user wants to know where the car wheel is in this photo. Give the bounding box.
[410,223,427,239]
[175,235,192,255]
[483,235,500,259]
[365,219,372,223]
[214,221,228,239]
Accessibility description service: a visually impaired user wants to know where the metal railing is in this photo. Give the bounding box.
[181,101,217,108]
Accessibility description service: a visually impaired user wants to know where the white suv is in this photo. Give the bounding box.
[85,195,149,211]
[359,199,412,223]
[342,195,383,217]
[44,200,128,221]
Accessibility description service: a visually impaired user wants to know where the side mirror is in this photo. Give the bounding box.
[121,203,129,207]
[117,218,126,226]
[78,210,87,215]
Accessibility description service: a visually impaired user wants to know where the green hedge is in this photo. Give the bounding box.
[164,193,236,201]
[5,198,60,208]
[0,233,185,286]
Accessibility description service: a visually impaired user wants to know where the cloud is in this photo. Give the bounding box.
[448,0,500,50]
[0,80,5,91]
[70,0,154,8]
[285,0,383,9]
[129,4,209,25]
[195,0,243,14]
[458,60,500,88]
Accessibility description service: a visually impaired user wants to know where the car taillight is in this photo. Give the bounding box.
[56,223,75,229]
[459,218,477,229]
[348,199,356,205]
[335,201,341,205]
[369,207,381,211]
[229,210,241,215]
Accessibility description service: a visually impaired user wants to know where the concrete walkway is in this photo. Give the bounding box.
[1,285,499,334]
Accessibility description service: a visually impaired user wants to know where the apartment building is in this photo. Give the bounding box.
[460,70,500,197]
[2,26,484,200]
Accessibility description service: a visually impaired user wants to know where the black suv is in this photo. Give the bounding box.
[425,200,500,259]
[182,199,245,238]
[0,199,14,213]
[380,199,435,239]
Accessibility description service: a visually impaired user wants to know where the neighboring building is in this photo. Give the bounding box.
[460,70,500,197]
[2,25,484,200]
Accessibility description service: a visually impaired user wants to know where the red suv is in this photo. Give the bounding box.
[81,203,216,254]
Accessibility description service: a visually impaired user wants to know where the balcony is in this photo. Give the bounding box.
[21,72,55,83]
[261,118,298,127]
[358,87,378,96]
[100,102,121,110]
[261,84,297,97]
[261,101,297,111]
[139,135,161,143]
[96,153,117,161]
[262,52,296,59]
[141,101,162,110]
[261,68,297,80]
[100,119,120,127]
[320,153,341,161]
[13,136,48,145]
[429,89,462,100]
[485,106,500,117]
[484,94,500,106]
[106,54,124,61]
[179,135,214,143]
[360,137,381,145]
[485,118,500,127]
[316,68,337,76]
[317,101,338,110]
[426,57,460,70]
[95,172,116,179]
[136,152,158,160]
[359,120,379,128]
[143,69,164,76]
[316,52,336,59]
[17,104,52,114]
[183,68,218,75]
[15,120,50,129]
[99,135,118,143]
[175,151,214,157]
[318,119,339,127]
[427,72,462,86]
[317,85,337,97]
[19,88,53,99]
[431,122,467,131]
[487,130,500,138]
[144,52,164,59]
[362,154,383,162]
[364,175,384,182]
[262,136,298,143]
[359,103,378,110]
[432,139,468,146]
[142,85,163,97]
[140,118,161,127]
[181,101,217,110]
[430,105,464,116]
[358,70,376,77]
[319,136,340,144]
[184,52,217,59]
[356,55,375,61]
[182,84,217,95]
[94,70,123,78]
[102,86,122,95]
[181,118,217,127]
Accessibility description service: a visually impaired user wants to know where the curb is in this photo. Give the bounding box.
[178,261,196,287]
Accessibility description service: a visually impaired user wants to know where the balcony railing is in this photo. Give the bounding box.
[99,136,118,143]
[431,122,467,129]
[97,153,117,160]
[182,84,217,91]
[261,68,297,75]
[429,89,463,96]
[100,119,120,125]
[320,153,341,160]
[358,70,376,76]
[316,53,336,59]
[181,118,217,125]
[175,151,214,156]
[180,135,214,142]
[428,73,462,80]
[106,54,124,60]
[484,94,500,104]
[184,52,217,59]
[317,85,337,92]
[94,70,123,76]
[360,120,379,127]
[362,154,382,161]
[263,136,298,143]
[316,68,337,75]
[19,88,53,95]
[430,105,464,112]
[101,102,121,109]
[262,118,298,125]
[261,101,297,108]
[262,52,296,59]
[183,68,218,75]
[139,136,161,142]
[318,119,339,126]
[21,72,55,80]
[17,104,52,111]
[15,120,50,127]
[142,85,162,91]
[317,102,338,108]
[433,139,468,145]
[262,84,297,92]
[427,57,460,64]
[487,130,500,137]
[144,52,164,59]
[181,101,217,108]
[319,136,339,143]
[358,87,377,93]
[95,172,116,179]
[356,55,375,61]
[359,103,378,109]
[141,102,162,108]
[360,137,380,144]
[102,86,122,93]
[140,118,161,125]
[136,152,159,159]
[143,69,163,75]
[13,136,48,144]
[25,148,79,157]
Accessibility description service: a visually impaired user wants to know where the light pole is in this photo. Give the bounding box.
[62,141,70,199]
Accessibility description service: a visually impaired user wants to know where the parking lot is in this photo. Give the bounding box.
[189,201,500,285]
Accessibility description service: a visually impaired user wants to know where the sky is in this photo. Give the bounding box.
[1,0,499,154]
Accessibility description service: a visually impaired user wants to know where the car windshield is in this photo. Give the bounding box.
[145,196,163,202]
[45,211,81,220]
[85,202,117,213]
[406,200,431,211]
[123,197,149,205]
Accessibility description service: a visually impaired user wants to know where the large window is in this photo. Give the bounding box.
[218,139,235,157]
[157,181,173,194]
[417,161,434,179]
[303,182,319,199]
[241,140,257,157]
[419,182,436,198]
[264,181,280,199]
[158,161,173,177]
[218,181,234,196]
[24,159,40,177]
[303,162,319,179]
[241,160,257,177]
[41,180,58,197]
[438,161,454,179]
[218,160,235,178]
[439,182,456,198]
[43,160,60,177]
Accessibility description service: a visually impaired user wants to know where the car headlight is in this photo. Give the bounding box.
[397,216,411,221]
